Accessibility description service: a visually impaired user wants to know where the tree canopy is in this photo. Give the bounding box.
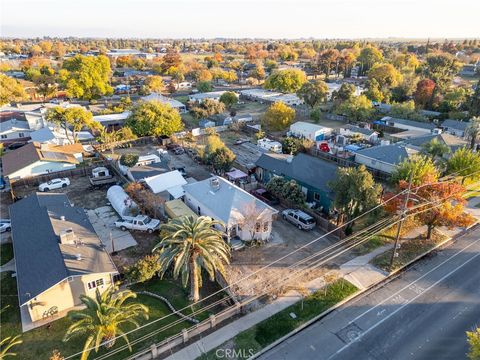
[45,106,100,143]
[0,73,27,105]
[297,79,329,108]
[390,155,440,186]
[335,94,374,122]
[264,69,307,93]
[262,102,296,131]
[62,55,113,100]
[126,100,184,137]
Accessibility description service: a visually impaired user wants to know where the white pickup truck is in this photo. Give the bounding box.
[115,215,160,233]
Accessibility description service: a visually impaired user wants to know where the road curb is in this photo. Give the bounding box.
[249,223,479,359]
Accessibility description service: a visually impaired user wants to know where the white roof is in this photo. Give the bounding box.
[141,93,186,109]
[189,91,227,100]
[145,170,187,194]
[93,111,131,123]
[290,121,332,133]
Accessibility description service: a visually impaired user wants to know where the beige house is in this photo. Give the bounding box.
[9,193,118,332]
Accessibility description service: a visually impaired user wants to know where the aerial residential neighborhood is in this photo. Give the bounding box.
[0,1,480,360]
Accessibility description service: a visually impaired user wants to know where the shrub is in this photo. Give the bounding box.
[120,153,139,167]
[126,254,161,283]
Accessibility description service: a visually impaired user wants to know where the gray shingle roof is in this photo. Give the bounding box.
[183,176,278,226]
[9,193,117,305]
[355,144,418,164]
[386,117,436,130]
[128,161,170,181]
[441,119,470,131]
[255,152,339,197]
[342,124,377,136]
[403,133,467,152]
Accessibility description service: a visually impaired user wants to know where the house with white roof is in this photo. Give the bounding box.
[183,176,278,242]
[141,93,187,113]
[188,91,228,103]
[144,170,188,199]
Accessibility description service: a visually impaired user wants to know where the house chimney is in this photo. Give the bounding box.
[59,228,75,244]
[210,178,220,191]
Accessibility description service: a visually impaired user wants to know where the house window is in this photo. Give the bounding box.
[67,276,74,282]
[0,135,7,139]
[263,222,269,232]
[96,278,104,287]
[18,133,25,138]
[87,281,96,290]
[314,193,320,201]
[255,223,261,232]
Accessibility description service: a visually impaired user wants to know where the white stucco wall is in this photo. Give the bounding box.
[7,161,76,180]
[355,154,395,174]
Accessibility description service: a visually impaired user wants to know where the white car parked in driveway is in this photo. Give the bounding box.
[0,219,11,233]
[38,178,71,192]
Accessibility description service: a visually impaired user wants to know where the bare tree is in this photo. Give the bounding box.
[238,200,274,242]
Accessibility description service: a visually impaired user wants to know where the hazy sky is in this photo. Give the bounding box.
[1,0,479,39]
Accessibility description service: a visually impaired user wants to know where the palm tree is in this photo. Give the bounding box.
[466,117,480,150]
[64,286,148,360]
[0,335,22,359]
[421,138,450,159]
[153,216,231,301]
[0,306,22,359]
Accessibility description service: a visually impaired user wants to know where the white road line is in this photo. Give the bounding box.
[341,236,480,326]
[329,244,480,359]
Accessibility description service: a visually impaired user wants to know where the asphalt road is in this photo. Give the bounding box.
[258,227,480,360]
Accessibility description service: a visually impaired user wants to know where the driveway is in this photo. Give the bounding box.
[225,216,339,298]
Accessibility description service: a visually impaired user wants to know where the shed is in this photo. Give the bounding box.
[107,185,138,218]
[164,199,197,219]
[289,122,332,141]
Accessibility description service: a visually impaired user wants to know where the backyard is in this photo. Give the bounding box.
[0,271,227,360]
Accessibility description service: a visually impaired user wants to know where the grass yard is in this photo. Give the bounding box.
[0,243,13,266]
[181,112,199,129]
[198,279,358,360]
[0,273,222,360]
[371,230,448,272]
[353,235,389,256]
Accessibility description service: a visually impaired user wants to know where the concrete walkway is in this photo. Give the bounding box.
[0,258,15,272]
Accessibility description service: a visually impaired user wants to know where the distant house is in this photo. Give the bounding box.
[183,176,278,242]
[255,152,339,211]
[441,119,470,138]
[30,126,94,145]
[339,124,379,143]
[188,91,228,103]
[289,122,332,142]
[402,133,468,154]
[459,62,479,77]
[144,170,187,199]
[239,89,303,106]
[0,111,36,144]
[93,111,131,128]
[381,117,437,134]
[199,119,216,128]
[141,93,187,113]
[2,142,83,181]
[9,193,118,331]
[354,144,419,174]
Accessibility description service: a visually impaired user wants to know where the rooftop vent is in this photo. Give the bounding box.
[59,228,75,244]
[75,254,82,261]
[60,215,66,221]
[210,178,220,191]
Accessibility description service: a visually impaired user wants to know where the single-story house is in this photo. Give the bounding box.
[354,144,419,174]
[441,119,470,138]
[141,93,187,113]
[381,116,437,134]
[2,142,83,181]
[127,161,171,182]
[144,170,187,199]
[188,91,228,103]
[0,111,33,144]
[239,89,303,106]
[289,122,332,142]
[255,152,339,211]
[339,124,379,143]
[402,133,468,154]
[9,193,118,331]
[93,111,131,128]
[30,126,94,145]
[183,176,278,242]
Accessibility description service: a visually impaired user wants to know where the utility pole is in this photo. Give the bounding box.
[389,172,414,272]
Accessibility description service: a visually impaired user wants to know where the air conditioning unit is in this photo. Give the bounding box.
[59,228,75,244]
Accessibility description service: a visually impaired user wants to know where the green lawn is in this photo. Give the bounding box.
[353,235,388,256]
[181,112,199,129]
[371,230,448,272]
[199,279,358,360]
[0,243,14,266]
[0,273,220,360]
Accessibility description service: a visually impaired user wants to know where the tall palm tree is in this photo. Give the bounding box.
[0,306,22,359]
[64,286,148,360]
[0,335,22,359]
[154,216,231,301]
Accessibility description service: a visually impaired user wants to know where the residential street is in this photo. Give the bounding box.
[258,226,480,360]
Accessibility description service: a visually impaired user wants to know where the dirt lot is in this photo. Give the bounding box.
[112,144,212,181]
[225,212,344,299]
